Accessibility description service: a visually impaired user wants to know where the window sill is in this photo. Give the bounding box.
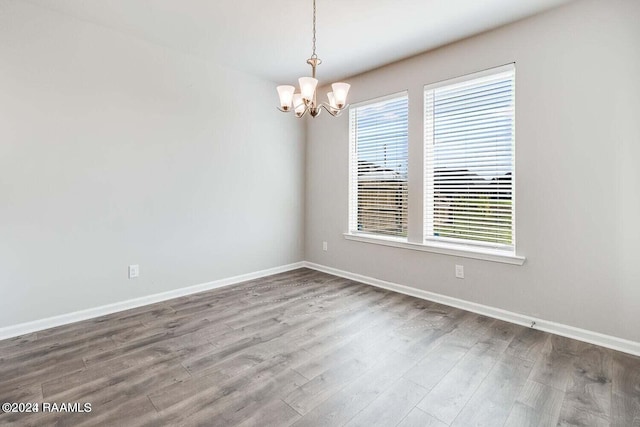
[343,233,525,265]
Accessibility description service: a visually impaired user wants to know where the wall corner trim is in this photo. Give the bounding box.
[303,261,640,357]
[0,261,305,341]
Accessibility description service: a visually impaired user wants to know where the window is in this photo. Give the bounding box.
[349,92,409,238]
[424,64,515,251]
[345,65,521,264]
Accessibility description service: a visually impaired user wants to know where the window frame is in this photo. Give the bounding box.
[424,63,516,253]
[348,91,410,241]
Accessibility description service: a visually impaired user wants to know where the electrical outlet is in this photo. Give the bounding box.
[128,264,139,279]
[322,241,328,251]
[455,264,464,279]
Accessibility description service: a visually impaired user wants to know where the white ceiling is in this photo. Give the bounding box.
[25,0,572,84]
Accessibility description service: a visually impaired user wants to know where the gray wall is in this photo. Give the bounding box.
[305,0,640,342]
[0,0,305,327]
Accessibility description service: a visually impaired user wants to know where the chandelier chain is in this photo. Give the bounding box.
[311,0,317,59]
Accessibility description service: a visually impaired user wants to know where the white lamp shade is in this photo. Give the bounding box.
[331,82,351,108]
[298,77,318,102]
[293,93,305,116]
[276,85,295,110]
[327,92,337,109]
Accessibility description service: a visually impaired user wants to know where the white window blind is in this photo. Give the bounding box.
[349,92,409,238]
[424,64,515,250]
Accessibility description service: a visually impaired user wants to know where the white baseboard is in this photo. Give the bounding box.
[4,260,638,357]
[303,261,640,357]
[0,262,305,341]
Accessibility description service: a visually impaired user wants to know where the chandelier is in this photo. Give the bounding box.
[276,0,350,118]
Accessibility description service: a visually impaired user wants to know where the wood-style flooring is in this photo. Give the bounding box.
[0,268,639,426]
